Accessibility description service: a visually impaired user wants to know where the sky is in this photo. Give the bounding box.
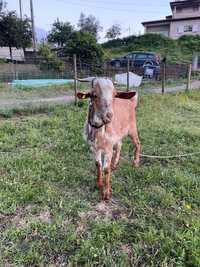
[7,0,172,41]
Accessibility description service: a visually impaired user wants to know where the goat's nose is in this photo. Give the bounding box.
[103,111,113,124]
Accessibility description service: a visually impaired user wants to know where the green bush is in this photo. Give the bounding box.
[64,31,104,66]
[38,44,65,72]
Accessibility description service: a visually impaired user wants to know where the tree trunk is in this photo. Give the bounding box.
[9,46,15,80]
[9,46,13,62]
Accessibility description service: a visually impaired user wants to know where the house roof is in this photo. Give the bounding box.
[142,16,200,26]
[170,0,200,9]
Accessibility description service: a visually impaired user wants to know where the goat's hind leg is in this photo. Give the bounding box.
[111,142,122,170]
[130,131,141,168]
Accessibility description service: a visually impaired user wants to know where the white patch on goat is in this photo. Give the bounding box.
[94,78,114,102]
[102,153,110,170]
[93,113,103,125]
[95,150,102,166]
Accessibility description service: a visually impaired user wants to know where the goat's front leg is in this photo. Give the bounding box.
[95,152,103,190]
[111,142,122,170]
[96,161,103,190]
[102,152,112,201]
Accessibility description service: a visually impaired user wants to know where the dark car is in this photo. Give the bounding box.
[109,51,161,78]
[110,51,160,67]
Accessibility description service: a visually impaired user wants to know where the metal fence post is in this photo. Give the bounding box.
[127,58,130,92]
[162,62,166,94]
[186,64,192,92]
[73,54,78,105]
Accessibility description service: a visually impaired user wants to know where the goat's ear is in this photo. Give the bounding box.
[115,91,137,99]
[77,92,91,99]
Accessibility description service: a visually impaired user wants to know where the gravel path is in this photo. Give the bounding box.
[0,80,200,110]
[145,80,200,93]
[0,95,75,109]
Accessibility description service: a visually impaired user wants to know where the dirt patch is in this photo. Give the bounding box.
[79,198,129,221]
[121,244,133,257]
[0,205,51,230]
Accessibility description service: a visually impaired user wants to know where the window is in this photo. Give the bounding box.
[193,6,199,12]
[147,55,155,60]
[176,7,182,13]
[135,54,148,60]
[184,25,193,32]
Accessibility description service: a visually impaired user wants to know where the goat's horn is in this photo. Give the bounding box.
[77,77,96,82]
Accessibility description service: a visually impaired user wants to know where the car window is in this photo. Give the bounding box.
[126,54,133,59]
[135,54,148,60]
[147,55,155,60]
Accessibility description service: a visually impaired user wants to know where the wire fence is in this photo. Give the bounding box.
[0,54,199,91]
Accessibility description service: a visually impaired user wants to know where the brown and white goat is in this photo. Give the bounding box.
[77,77,140,201]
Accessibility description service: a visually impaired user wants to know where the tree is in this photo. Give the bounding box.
[19,17,33,52]
[0,1,6,12]
[178,35,200,69]
[47,19,74,48]
[77,13,103,39]
[0,1,3,11]
[105,24,122,40]
[0,11,32,60]
[63,31,103,65]
[38,44,65,72]
[178,35,200,52]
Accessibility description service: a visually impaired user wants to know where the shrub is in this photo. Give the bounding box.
[38,44,65,72]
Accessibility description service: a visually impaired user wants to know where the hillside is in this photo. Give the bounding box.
[102,34,200,64]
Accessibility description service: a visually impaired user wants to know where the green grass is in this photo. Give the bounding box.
[0,90,200,266]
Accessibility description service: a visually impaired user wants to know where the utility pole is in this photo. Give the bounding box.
[19,0,22,20]
[30,0,37,53]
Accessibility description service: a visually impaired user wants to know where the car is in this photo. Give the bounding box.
[109,51,161,68]
[109,51,161,79]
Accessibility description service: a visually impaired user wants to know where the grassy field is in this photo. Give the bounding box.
[0,89,200,266]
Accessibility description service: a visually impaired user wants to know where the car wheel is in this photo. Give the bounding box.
[143,61,154,68]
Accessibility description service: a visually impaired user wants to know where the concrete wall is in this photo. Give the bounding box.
[145,25,170,37]
[170,19,200,39]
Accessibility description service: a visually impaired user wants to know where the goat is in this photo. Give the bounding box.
[77,77,140,201]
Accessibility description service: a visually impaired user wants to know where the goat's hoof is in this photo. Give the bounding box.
[102,191,112,202]
[111,164,118,171]
[133,161,140,168]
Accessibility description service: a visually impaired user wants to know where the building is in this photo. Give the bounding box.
[0,47,25,62]
[142,0,200,39]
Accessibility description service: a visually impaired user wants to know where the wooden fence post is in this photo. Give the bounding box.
[73,54,78,105]
[162,62,166,94]
[127,58,130,92]
[186,64,192,92]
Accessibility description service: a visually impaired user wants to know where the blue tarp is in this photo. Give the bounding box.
[11,79,74,88]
